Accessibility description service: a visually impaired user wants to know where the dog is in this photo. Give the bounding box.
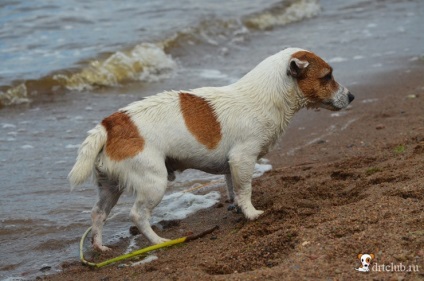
[356,253,375,272]
[68,47,354,251]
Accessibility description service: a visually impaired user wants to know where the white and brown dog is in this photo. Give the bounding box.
[356,253,375,272]
[69,48,354,251]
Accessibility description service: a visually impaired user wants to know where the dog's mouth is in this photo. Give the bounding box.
[307,99,343,111]
[319,92,354,111]
[319,100,342,111]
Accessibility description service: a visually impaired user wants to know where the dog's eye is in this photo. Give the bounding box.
[321,72,332,82]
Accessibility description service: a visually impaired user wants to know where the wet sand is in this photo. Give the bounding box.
[40,58,424,281]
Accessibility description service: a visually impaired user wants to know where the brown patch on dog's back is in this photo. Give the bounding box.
[179,93,222,149]
[292,51,339,102]
[101,111,144,161]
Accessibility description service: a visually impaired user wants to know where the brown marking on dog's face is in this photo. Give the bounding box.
[101,111,144,161]
[290,51,339,103]
[179,93,222,149]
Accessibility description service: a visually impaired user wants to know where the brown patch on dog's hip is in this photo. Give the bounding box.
[101,111,144,161]
[179,93,222,149]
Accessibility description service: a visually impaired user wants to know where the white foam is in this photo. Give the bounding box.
[21,145,34,149]
[328,57,348,63]
[245,0,321,30]
[54,43,176,91]
[353,55,364,60]
[253,163,272,178]
[199,69,229,80]
[65,144,80,149]
[124,236,139,254]
[2,123,16,129]
[2,277,27,281]
[0,84,30,106]
[151,191,220,224]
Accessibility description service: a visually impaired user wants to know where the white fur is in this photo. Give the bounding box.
[356,254,374,272]
[68,124,107,188]
[69,47,352,250]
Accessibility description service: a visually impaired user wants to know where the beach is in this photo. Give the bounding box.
[1,0,423,280]
[44,60,424,281]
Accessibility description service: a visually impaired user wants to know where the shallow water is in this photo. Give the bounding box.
[0,0,286,84]
[0,0,320,105]
[1,0,423,279]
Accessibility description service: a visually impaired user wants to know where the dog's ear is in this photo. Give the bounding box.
[370,253,375,260]
[288,57,309,78]
[357,254,363,259]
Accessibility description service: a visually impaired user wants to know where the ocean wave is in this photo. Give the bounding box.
[244,0,320,30]
[53,43,176,91]
[0,0,320,108]
[0,84,30,107]
[0,44,176,107]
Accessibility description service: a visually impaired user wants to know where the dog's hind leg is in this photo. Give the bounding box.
[91,171,123,251]
[128,157,169,245]
[228,147,264,220]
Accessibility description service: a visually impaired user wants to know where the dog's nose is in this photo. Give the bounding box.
[347,92,355,103]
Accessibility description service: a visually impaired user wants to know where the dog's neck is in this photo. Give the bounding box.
[231,53,308,135]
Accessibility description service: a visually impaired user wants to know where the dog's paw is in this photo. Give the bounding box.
[93,244,111,252]
[153,237,171,245]
[244,209,264,220]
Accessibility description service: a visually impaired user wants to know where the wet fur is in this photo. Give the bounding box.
[68,47,353,251]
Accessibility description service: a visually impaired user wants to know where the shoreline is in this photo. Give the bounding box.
[41,59,424,281]
[2,1,423,279]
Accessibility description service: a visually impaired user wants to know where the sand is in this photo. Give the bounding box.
[40,59,424,281]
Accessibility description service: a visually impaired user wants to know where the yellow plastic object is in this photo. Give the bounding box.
[80,225,218,268]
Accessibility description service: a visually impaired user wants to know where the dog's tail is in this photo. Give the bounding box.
[68,124,107,189]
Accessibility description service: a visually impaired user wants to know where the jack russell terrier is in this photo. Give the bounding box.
[356,253,375,272]
[69,47,354,251]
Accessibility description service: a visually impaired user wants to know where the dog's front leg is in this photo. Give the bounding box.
[228,148,264,220]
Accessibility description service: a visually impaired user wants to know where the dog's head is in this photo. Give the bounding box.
[287,50,354,111]
[357,253,375,269]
